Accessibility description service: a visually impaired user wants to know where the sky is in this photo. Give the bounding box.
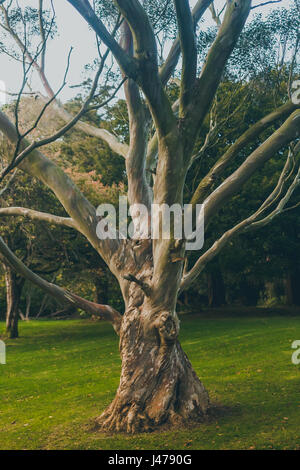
[0,0,294,104]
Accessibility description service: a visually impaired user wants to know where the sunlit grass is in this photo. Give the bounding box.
[0,314,300,450]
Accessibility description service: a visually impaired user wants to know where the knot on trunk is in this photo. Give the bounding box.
[156,311,179,345]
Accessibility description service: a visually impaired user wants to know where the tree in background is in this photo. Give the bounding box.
[0,104,125,335]
[0,0,299,432]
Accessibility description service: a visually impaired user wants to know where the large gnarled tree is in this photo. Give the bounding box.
[0,0,299,432]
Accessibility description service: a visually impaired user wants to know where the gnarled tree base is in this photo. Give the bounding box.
[95,340,209,433]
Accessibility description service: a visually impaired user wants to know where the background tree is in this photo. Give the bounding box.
[0,96,126,334]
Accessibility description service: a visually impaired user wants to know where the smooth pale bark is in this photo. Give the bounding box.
[120,21,152,215]
[0,207,77,229]
[0,110,120,266]
[174,0,197,112]
[67,0,138,79]
[203,110,300,225]
[192,100,300,205]
[160,0,213,86]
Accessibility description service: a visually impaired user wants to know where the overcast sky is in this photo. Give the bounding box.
[0,0,293,103]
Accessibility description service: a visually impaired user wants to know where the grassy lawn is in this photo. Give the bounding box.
[0,314,300,450]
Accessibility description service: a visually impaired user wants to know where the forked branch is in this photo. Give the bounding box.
[181,142,300,291]
[0,110,120,264]
[191,100,300,205]
[0,236,122,334]
[0,2,129,158]
[173,0,197,112]
[203,110,300,225]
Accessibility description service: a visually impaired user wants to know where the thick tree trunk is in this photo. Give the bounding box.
[92,237,210,433]
[4,264,24,339]
[96,299,209,433]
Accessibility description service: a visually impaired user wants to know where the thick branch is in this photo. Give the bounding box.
[203,110,300,225]
[184,0,252,157]
[191,100,299,205]
[173,0,197,112]
[0,207,77,229]
[114,0,176,138]
[120,21,152,212]
[67,0,137,78]
[0,110,120,264]
[181,143,300,291]
[38,0,47,72]
[159,0,213,86]
[1,4,129,158]
[0,236,122,334]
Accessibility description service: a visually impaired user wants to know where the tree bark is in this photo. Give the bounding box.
[96,250,209,433]
[4,264,24,339]
[97,305,209,433]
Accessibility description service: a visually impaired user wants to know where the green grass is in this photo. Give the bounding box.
[0,314,300,450]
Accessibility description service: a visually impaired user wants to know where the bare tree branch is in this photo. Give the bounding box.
[173,0,197,112]
[251,1,282,10]
[38,0,47,72]
[203,110,300,226]
[209,2,221,26]
[67,0,137,78]
[0,169,17,197]
[0,235,122,334]
[159,0,213,86]
[113,0,176,138]
[0,48,125,181]
[120,21,152,217]
[0,110,120,264]
[0,207,78,229]
[191,100,300,205]
[181,142,300,291]
[1,3,129,158]
[183,0,252,159]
